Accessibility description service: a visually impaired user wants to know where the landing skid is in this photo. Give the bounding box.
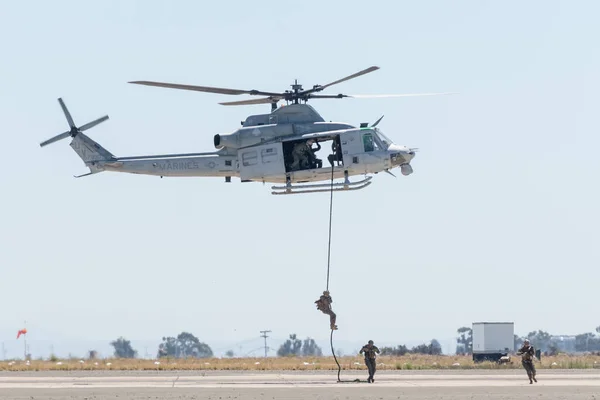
[271,176,372,195]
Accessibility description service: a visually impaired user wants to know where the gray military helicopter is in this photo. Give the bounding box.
[40,66,449,195]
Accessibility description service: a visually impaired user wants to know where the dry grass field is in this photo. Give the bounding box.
[2,354,599,371]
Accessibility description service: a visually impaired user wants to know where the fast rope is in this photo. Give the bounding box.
[331,329,342,382]
[326,163,334,292]
[325,164,361,384]
[325,164,342,380]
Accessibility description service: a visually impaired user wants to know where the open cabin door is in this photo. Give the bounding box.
[238,142,285,181]
[339,129,365,166]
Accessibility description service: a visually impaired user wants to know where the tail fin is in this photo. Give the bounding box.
[40,98,113,177]
[70,133,115,177]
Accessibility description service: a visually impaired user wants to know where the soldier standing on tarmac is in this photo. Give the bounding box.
[516,339,537,384]
[359,340,380,383]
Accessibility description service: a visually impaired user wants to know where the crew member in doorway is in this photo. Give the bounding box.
[516,339,537,384]
[314,290,337,330]
[307,139,322,169]
[328,140,343,167]
[359,340,380,383]
[290,141,311,171]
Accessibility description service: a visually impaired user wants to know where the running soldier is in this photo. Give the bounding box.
[314,290,337,330]
[359,340,380,383]
[516,339,537,384]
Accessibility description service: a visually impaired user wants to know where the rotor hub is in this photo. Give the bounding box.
[291,80,303,92]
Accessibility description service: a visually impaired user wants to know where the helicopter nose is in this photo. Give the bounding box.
[389,147,414,166]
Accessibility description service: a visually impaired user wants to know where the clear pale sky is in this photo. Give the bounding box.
[1,0,599,358]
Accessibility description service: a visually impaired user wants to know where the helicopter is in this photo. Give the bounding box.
[40,66,450,195]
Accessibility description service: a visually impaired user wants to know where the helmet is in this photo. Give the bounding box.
[524,339,530,344]
[368,340,374,345]
[323,290,329,295]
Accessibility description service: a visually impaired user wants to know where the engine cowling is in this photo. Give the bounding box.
[214,133,238,149]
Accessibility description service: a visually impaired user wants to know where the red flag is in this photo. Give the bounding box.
[16,328,27,339]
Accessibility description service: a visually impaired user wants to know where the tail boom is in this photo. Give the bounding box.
[101,154,237,178]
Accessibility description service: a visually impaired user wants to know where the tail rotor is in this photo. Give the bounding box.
[40,98,109,147]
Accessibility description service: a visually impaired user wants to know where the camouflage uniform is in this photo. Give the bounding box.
[315,290,337,330]
[290,142,311,170]
[360,341,380,383]
[516,340,537,384]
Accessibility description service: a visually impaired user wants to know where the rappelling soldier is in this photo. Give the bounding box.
[314,290,337,330]
[516,339,537,384]
[359,340,380,383]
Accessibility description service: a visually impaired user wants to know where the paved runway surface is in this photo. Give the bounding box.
[1,370,599,399]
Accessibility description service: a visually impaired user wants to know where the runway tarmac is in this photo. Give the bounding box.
[1,369,599,399]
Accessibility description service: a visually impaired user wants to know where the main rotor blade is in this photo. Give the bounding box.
[39,131,70,147]
[78,115,109,131]
[307,94,348,99]
[347,92,457,98]
[219,97,281,106]
[303,66,380,95]
[307,92,456,100]
[129,81,282,97]
[58,98,76,128]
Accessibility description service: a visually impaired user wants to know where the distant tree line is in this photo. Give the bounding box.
[455,327,472,355]
[157,332,213,358]
[276,334,323,357]
[108,332,213,359]
[107,332,323,359]
[380,339,443,356]
[522,329,600,354]
[110,337,137,358]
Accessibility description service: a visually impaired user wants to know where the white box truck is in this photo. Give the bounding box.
[472,322,514,362]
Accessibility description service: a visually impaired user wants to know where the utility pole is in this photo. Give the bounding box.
[260,330,271,358]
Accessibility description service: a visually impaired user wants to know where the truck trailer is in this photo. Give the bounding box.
[472,322,514,362]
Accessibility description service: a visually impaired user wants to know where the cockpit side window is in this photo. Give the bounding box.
[363,133,376,152]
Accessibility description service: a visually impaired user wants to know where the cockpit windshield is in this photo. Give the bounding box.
[373,127,394,149]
